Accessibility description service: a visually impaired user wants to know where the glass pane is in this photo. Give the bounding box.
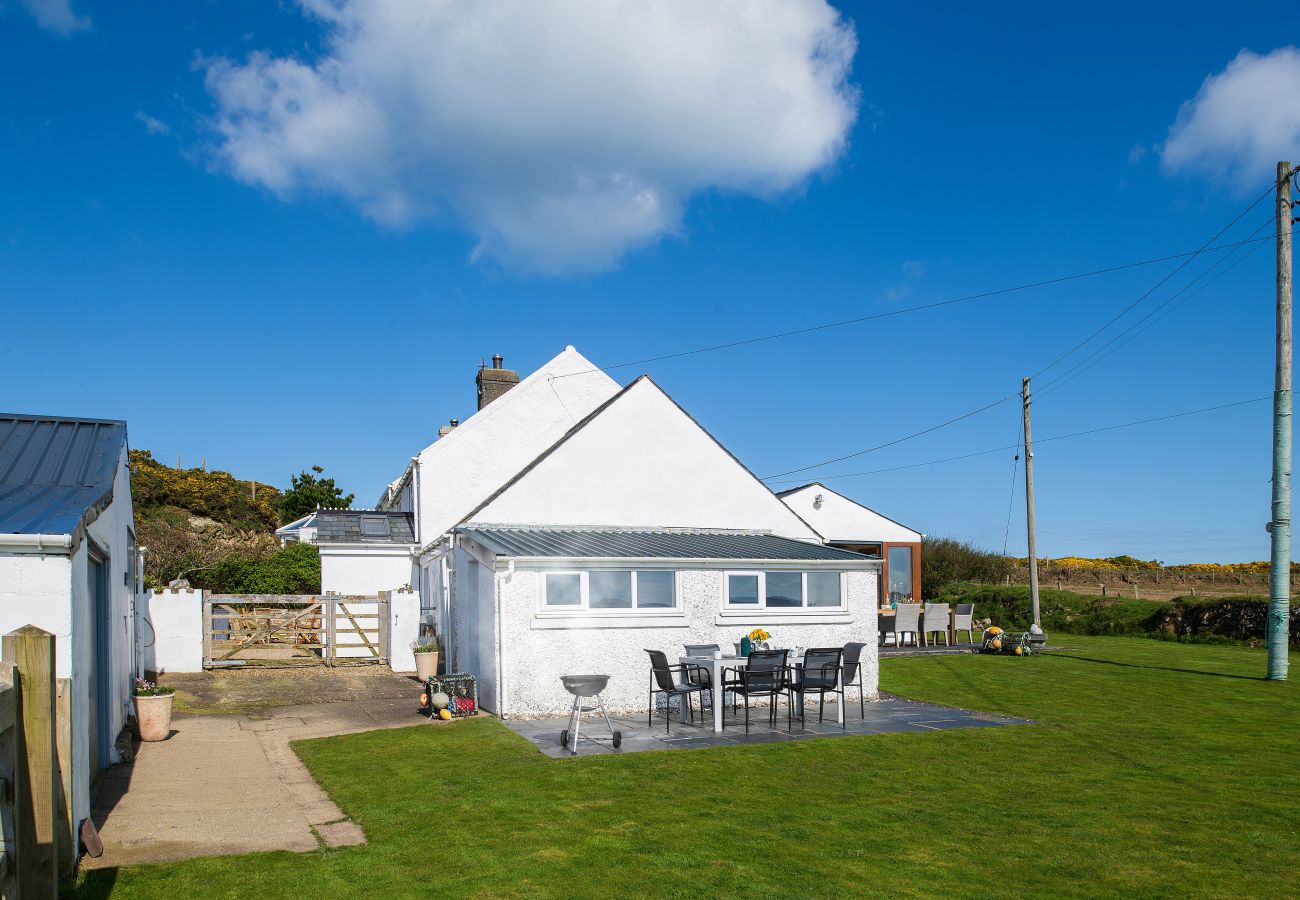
[728,574,759,605]
[807,571,841,607]
[888,546,914,602]
[765,571,803,607]
[589,570,632,608]
[545,572,581,606]
[636,571,675,608]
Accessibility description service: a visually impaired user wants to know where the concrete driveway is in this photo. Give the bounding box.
[85,669,426,869]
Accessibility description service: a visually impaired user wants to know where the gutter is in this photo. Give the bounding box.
[0,533,74,555]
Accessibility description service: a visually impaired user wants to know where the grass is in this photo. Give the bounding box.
[73,638,1299,899]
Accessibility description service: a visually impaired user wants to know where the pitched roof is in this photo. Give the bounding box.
[775,482,921,542]
[0,413,127,536]
[456,526,876,561]
[315,509,415,544]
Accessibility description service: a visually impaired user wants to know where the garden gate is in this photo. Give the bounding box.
[203,593,391,667]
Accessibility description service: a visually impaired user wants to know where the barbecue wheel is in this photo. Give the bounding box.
[560,729,569,749]
[612,730,622,749]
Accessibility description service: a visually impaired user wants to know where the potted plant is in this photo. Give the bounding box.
[413,638,440,680]
[133,678,176,742]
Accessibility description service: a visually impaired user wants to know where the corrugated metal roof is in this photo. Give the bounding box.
[455,527,876,561]
[0,413,127,536]
[316,510,416,544]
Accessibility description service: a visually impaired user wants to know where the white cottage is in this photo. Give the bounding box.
[0,414,137,829]
[371,348,883,717]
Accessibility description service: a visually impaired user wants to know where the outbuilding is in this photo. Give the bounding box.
[0,413,137,829]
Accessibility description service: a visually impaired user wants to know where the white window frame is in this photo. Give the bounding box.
[723,570,847,612]
[540,568,680,613]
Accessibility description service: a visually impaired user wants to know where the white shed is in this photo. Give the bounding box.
[0,414,137,829]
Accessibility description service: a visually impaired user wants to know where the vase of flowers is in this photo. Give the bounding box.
[747,628,772,652]
[133,678,176,742]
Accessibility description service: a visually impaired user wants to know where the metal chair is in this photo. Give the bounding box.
[878,613,898,647]
[894,603,921,647]
[953,603,975,644]
[795,647,845,729]
[922,602,951,646]
[645,649,706,734]
[722,649,790,733]
[842,642,868,718]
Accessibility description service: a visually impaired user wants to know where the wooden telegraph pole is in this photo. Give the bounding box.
[1268,161,1293,681]
[1022,377,1042,630]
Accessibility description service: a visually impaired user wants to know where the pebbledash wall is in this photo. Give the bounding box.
[137,587,422,674]
[483,560,880,718]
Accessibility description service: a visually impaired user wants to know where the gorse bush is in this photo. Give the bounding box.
[130,449,281,531]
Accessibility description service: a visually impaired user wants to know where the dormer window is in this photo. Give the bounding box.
[360,516,391,539]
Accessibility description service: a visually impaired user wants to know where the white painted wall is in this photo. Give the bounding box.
[472,378,822,541]
[0,554,75,674]
[389,589,421,673]
[476,561,879,718]
[411,346,620,542]
[320,545,415,595]
[137,589,204,674]
[779,484,921,544]
[446,544,500,709]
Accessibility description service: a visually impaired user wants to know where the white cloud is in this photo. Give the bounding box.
[135,111,171,136]
[17,0,89,34]
[1161,47,1300,187]
[203,0,859,273]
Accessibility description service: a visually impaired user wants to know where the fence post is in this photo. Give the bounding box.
[3,625,58,898]
[326,597,337,667]
[379,592,391,664]
[202,597,212,670]
[0,661,18,899]
[55,678,74,875]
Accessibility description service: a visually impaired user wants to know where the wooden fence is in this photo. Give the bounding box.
[0,625,76,897]
[203,593,391,668]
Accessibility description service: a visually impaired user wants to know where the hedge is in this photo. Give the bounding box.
[935,583,1299,645]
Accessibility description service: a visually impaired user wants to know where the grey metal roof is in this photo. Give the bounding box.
[0,413,127,536]
[315,509,415,544]
[455,527,876,561]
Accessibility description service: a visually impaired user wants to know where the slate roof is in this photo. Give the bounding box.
[0,413,127,536]
[455,527,876,561]
[315,509,415,544]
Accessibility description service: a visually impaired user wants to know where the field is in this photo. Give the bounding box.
[74,637,1300,898]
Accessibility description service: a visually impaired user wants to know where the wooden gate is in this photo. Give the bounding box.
[203,593,391,667]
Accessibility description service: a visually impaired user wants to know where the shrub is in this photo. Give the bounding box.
[206,542,321,594]
[921,537,1015,599]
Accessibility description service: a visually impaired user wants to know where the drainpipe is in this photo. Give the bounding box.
[410,456,421,544]
[135,546,147,679]
[495,560,514,719]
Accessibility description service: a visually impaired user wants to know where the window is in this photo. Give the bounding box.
[542,570,678,611]
[888,546,914,602]
[725,571,845,610]
[360,516,391,539]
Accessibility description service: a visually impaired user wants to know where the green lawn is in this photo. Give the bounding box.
[75,638,1299,898]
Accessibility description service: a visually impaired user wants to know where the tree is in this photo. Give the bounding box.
[921,537,1015,599]
[280,465,355,522]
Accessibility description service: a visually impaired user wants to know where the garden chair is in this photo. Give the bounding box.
[878,612,898,646]
[953,603,976,645]
[795,647,845,729]
[842,642,868,718]
[682,643,721,691]
[922,602,951,646]
[722,649,790,734]
[894,603,921,647]
[645,649,706,734]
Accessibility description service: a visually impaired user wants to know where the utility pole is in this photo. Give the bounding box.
[1022,377,1041,630]
[1268,161,1293,681]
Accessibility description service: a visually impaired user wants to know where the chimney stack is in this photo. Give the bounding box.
[476,354,519,410]
[437,418,460,438]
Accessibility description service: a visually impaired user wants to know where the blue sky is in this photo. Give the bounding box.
[2,1,1297,563]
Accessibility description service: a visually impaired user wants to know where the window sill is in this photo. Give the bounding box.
[532,611,688,630]
[714,609,852,626]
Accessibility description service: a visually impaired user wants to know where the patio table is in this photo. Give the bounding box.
[680,652,844,733]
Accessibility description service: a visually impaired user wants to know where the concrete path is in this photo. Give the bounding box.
[85,694,425,869]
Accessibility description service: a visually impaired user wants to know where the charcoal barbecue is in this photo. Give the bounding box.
[559,674,622,755]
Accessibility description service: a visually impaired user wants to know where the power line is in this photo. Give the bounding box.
[1029,182,1278,380]
[761,391,1019,481]
[766,396,1269,483]
[551,234,1275,381]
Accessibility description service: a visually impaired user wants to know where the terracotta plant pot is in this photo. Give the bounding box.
[414,651,440,681]
[134,693,174,742]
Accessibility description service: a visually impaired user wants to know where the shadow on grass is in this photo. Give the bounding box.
[67,867,118,899]
[1055,653,1263,681]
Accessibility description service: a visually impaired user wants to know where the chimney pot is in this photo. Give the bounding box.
[476,353,520,410]
[492,353,504,369]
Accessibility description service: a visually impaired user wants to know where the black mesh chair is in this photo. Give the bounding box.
[723,649,790,733]
[796,647,845,729]
[682,644,721,688]
[842,642,867,719]
[645,649,706,734]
